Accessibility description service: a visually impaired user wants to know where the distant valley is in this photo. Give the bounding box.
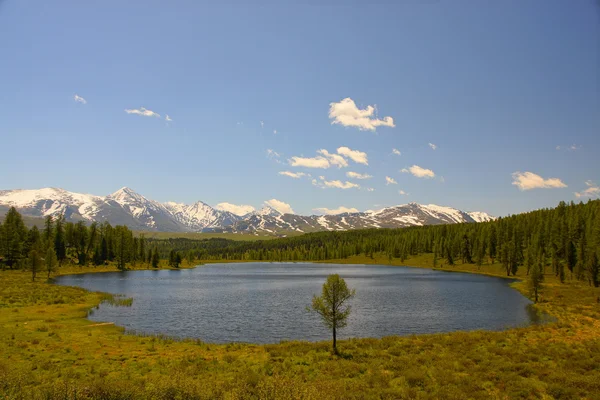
[0,187,495,234]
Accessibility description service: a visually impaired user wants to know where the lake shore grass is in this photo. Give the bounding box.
[1,255,599,399]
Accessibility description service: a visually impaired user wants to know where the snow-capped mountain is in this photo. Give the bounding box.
[0,188,495,234]
[223,202,495,234]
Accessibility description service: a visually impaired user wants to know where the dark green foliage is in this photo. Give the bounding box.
[28,249,41,282]
[151,247,160,268]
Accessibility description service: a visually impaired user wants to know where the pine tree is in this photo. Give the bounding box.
[54,216,66,267]
[29,249,41,282]
[151,247,160,268]
[43,215,54,250]
[45,247,58,279]
[2,207,27,269]
[528,253,544,303]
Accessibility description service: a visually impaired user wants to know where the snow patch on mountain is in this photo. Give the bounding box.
[0,187,495,234]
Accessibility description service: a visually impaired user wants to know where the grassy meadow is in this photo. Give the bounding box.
[1,256,599,399]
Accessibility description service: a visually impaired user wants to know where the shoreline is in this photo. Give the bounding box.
[2,254,599,398]
[52,257,539,344]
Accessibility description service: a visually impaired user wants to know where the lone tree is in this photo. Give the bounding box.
[309,274,355,355]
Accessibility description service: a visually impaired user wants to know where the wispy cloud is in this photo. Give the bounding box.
[215,202,255,216]
[511,171,567,190]
[428,143,437,150]
[337,146,368,165]
[260,121,264,128]
[265,199,294,214]
[574,180,600,198]
[312,176,360,190]
[124,107,161,118]
[165,115,173,122]
[556,144,581,151]
[401,165,435,179]
[385,176,397,185]
[313,206,359,215]
[73,94,87,104]
[346,171,372,180]
[273,129,277,135]
[398,190,407,195]
[329,97,395,131]
[279,171,307,179]
[392,148,401,156]
[266,149,280,158]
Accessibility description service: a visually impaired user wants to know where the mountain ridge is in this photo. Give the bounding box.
[0,187,495,234]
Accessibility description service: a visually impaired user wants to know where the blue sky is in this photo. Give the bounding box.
[1,0,598,217]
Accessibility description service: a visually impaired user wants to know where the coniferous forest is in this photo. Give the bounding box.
[1,199,599,288]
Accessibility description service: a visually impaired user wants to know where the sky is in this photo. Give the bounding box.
[1,0,599,217]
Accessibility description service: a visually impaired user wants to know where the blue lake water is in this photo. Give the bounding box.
[55,262,539,344]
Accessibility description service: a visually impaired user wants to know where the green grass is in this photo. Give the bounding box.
[1,255,599,399]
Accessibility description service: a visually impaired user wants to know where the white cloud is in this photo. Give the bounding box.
[428,143,437,150]
[385,176,397,185]
[401,165,435,179]
[124,107,161,118]
[556,146,561,150]
[366,188,375,192]
[273,129,277,135]
[260,121,264,128]
[323,180,360,189]
[329,97,395,131]
[569,144,581,151]
[215,202,255,216]
[73,94,87,104]
[317,149,348,168]
[289,155,330,168]
[511,171,567,190]
[392,148,401,156]
[264,199,294,214]
[165,115,173,122]
[314,206,359,215]
[279,171,307,179]
[398,190,407,195]
[313,176,360,190]
[346,171,372,180]
[337,146,368,165]
[575,181,600,198]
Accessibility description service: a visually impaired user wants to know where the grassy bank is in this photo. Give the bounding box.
[1,256,599,399]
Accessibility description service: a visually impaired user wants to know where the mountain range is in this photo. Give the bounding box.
[0,187,495,235]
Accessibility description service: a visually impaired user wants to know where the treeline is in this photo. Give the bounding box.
[2,199,599,287]
[0,207,243,274]
[0,208,164,274]
[198,200,600,287]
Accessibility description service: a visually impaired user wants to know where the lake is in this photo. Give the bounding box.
[55,263,540,344]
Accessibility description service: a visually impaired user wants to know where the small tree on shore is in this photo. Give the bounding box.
[29,249,41,282]
[528,255,544,303]
[309,274,355,355]
[45,247,57,279]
